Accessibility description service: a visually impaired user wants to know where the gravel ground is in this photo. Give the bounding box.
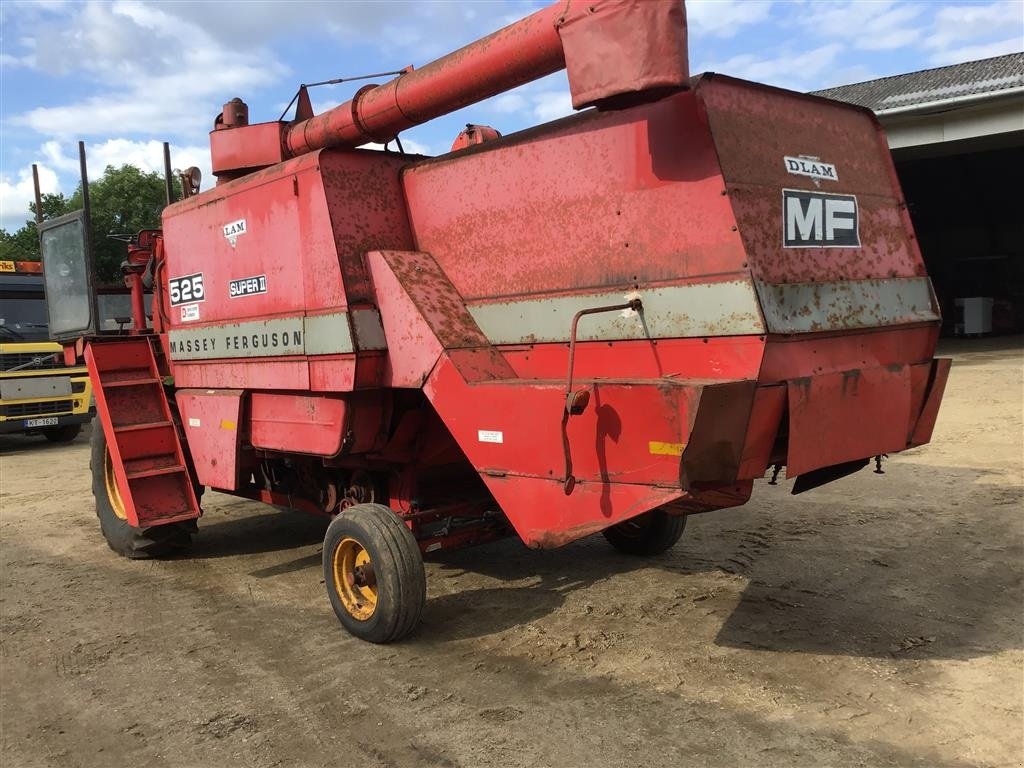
[1,337,1021,768]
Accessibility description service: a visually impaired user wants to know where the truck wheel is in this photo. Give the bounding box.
[603,508,687,556]
[323,503,425,643]
[42,424,82,443]
[90,425,194,559]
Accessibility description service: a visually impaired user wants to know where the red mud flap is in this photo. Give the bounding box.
[785,359,951,478]
[908,358,952,448]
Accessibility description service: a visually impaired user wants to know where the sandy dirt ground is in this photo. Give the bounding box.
[1,337,1021,768]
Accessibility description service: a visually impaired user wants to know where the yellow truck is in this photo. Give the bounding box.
[0,260,93,441]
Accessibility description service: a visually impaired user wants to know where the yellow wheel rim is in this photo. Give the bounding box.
[104,449,128,521]
[332,537,378,621]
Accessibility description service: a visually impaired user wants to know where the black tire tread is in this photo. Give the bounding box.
[602,508,687,556]
[350,504,423,641]
[90,423,195,559]
[322,503,425,643]
[43,424,82,443]
[376,506,426,639]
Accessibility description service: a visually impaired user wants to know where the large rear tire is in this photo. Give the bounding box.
[323,503,425,643]
[42,424,82,443]
[602,508,687,556]
[90,424,195,559]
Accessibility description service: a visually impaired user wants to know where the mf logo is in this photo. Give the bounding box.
[782,189,860,248]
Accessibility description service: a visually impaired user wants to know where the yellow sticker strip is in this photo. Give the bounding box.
[220,419,237,430]
[649,441,685,456]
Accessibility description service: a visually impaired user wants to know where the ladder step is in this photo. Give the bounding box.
[103,377,162,388]
[126,464,187,481]
[137,510,196,525]
[114,421,174,433]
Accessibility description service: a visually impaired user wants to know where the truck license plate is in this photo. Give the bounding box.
[25,417,59,428]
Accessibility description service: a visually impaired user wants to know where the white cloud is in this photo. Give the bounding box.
[0,51,36,68]
[11,1,285,139]
[0,139,212,231]
[687,0,773,38]
[396,138,434,156]
[815,64,877,90]
[927,37,1024,66]
[40,139,210,182]
[925,1,1024,50]
[0,164,59,232]
[797,1,926,50]
[531,91,574,122]
[142,0,532,63]
[491,93,530,114]
[704,44,845,91]
[360,138,435,156]
[156,0,467,49]
[480,77,575,124]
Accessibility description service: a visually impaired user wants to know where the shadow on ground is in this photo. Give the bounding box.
[0,432,88,455]
[187,460,1023,661]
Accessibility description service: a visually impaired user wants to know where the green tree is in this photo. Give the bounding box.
[0,192,69,261]
[0,165,182,283]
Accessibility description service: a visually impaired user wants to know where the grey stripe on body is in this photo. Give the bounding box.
[755,276,938,334]
[466,281,765,344]
[169,313,352,361]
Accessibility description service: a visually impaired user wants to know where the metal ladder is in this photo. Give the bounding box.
[86,339,201,527]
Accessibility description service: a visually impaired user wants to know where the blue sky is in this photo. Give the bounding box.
[1,0,1022,231]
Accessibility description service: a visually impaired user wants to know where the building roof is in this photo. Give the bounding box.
[812,53,1024,114]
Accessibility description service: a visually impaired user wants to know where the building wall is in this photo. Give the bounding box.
[883,96,1024,151]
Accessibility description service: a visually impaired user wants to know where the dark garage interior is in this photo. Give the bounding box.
[895,142,1024,334]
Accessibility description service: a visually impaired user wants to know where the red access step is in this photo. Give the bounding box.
[86,339,201,527]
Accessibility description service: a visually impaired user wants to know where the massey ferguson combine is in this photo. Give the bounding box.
[39,0,949,642]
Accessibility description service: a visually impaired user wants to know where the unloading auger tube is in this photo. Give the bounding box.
[209,0,689,177]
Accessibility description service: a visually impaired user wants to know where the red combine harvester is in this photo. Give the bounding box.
[40,0,950,642]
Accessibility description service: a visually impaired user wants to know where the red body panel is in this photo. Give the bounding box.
[786,366,911,477]
[403,92,747,301]
[249,393,350,456]
[175,389,243,490]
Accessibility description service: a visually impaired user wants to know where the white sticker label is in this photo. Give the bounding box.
[478,430,503,444]
[784,155,838,183]
[222,218,247,247]
[180,304,200,322]
[229,274,267,298]
[188,417,201,428]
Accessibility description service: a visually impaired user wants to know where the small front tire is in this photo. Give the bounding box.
[603,508,687,556]
[323,503,425,643]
